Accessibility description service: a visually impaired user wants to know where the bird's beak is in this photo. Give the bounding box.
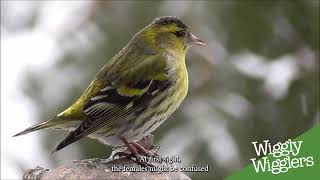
[187,33,207,46]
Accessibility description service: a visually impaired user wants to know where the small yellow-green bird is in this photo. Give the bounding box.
[14,16,206,157]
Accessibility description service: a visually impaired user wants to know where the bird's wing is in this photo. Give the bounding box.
[53,54,173,152]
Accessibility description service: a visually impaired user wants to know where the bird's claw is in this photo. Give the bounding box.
[113,150,155,167]
[112,151,133,159]
[113,136,160,167]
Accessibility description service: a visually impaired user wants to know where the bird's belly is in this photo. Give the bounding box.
[88,81,187,147]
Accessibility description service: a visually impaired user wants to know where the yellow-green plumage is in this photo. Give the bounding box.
[13,16,206,152]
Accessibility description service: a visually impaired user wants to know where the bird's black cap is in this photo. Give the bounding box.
[154,16,187,29]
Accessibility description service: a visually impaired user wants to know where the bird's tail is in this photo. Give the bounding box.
[13,117,61,137]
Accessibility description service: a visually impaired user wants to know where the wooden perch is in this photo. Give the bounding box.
[22,135,191,180]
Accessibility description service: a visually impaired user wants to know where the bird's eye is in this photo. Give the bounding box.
[174,31,185,38]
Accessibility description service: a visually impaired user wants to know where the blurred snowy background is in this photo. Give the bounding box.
[1,1,319,179]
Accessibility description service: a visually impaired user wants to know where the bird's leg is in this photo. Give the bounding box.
[113,136,154,167]
[120,136,139,157]
[113,136,138,159]
[131,141,159,157]
[131,134,159,157]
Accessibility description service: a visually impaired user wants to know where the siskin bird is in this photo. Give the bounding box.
[13,16,206,156]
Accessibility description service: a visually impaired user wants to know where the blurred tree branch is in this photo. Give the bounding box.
[22,158,190,180]
[22,135,190,180]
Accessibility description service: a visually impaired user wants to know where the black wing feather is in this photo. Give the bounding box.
[53,80,172,152]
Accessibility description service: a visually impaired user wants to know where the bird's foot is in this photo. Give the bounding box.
[113,151,155,167]
[112,136,158,167]
[112,151,134,159]
[131,141,159,158]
